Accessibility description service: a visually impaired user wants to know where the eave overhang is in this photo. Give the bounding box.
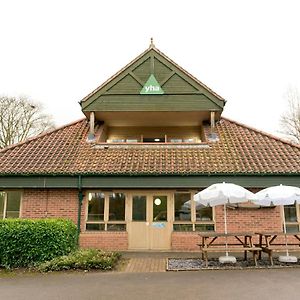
[1,174,299,189]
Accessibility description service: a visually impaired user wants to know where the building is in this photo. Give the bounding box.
[0,42,300,251]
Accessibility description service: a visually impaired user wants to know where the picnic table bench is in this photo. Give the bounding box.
[256,232,300,265]
[198,232,262,267]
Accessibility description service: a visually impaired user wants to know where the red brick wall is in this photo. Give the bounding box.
[21,189,288,251]
[21,188,128,250]
[172,232,200,250]
[214,205,282,233]
[21,189,86,230]
[80,232,128,250]
[171,206,282,250]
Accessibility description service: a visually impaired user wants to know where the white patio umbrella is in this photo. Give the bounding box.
[194,182,255,264]
[253,184,300,263]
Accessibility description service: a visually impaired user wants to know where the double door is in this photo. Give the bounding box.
[128,193,172,250]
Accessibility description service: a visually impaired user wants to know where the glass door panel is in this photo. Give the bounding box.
[153,196,167,221]
[132,195,147,221]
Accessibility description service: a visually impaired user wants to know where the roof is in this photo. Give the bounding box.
[0,118,299,176]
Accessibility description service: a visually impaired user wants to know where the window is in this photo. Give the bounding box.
[173,192,214,232]
[0,191,21,219]
[143,137,165,143]
[284,204,300,232]
[86,192,126,231]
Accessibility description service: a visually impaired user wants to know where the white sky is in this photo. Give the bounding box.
[1,0,300,137]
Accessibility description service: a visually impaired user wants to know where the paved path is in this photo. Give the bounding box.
[124,257,166,272]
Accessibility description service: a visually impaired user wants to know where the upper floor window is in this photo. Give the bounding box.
[106,126,202,144]
[0,191,21,219]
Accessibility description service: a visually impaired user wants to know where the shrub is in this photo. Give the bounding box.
[0,218,78,268]
[38,249,121,272]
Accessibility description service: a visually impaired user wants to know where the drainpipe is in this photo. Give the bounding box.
[77,175,84,243]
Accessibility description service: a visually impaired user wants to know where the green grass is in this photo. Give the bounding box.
[37,249,121,272]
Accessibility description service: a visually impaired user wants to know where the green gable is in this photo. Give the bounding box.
[80,45,225,112]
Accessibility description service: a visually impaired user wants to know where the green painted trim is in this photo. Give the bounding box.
[83,94,222,112]
[0,175,299,189]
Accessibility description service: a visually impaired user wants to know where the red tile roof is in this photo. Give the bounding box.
[0,118,299,176]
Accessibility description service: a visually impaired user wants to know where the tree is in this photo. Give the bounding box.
[0,96,55,149]
[280,87,300,143]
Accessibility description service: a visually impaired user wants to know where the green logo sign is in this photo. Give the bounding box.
[140,74,164,95]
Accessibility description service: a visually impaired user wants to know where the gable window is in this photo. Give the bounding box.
[86,192,126,232]
[0,191,21,219]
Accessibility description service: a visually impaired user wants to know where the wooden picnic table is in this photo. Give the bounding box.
[256,231,300,265]
[198,232,261,267]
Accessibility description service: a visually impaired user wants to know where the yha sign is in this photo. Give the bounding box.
[140,74,164,95]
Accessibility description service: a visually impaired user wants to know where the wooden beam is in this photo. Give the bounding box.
[160,71,176,86]
[129,72,144,86]
[210,111,215,131]
[90,112,95,135]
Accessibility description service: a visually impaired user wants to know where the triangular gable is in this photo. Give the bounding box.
[81,45,225,112]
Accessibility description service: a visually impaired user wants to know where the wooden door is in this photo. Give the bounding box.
[149,195,172,250]
[128,193,172,250]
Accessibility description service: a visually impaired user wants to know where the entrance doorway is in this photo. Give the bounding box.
[128,193,172,250]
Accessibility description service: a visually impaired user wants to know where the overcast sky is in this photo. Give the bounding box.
[1,0,299,137]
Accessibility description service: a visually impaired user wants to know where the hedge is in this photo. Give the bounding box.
[0,218,78,268]
[38,249,121,272]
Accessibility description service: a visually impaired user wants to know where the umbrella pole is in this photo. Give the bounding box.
[282,206,289,257]
[224,203,229,256]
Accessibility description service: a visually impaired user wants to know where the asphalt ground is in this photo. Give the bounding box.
[1,268,300,300]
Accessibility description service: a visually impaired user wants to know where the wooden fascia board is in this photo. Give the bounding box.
[1,175,299,189]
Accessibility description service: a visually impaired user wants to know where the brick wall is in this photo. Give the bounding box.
[21,188,86,230]
[80,232,128,250]
[171,232,200,250]
[21,189,288,251]
[171,205,283,250]
[21,188,128,250]
[214,205,282,233]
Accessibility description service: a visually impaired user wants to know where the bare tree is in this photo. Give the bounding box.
[280,87,300,143]
[0,95,55,149]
